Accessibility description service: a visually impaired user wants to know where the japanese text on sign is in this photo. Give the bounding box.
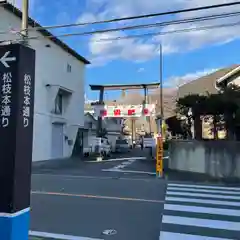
[1,72,12,127]
[156,136,163,176]
[22,74,31,128]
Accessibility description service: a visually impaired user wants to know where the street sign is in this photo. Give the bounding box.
[0,44,35,240]
[156,136,163,177]
[0,51,16,68]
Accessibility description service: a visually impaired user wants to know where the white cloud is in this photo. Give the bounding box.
[164,68,220,88]
[89,31,158,66]
[76,13,97,25]
[137,67,145,72]
[77,0,240,65]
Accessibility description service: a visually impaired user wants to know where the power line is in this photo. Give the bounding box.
[50,11,240,37]
[95,21,240,42]
[1,1,240,35]
[3,10,240,44]
[3,20,239,47]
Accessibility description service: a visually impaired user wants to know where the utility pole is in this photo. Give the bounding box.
[21,0,29,45]
[159,43,163,134]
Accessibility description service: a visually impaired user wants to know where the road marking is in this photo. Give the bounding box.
[164,204,240,216]
[31,191,164,203]
[165,197,240,207]
[104,159,136,172]
[167,186,240,195]
[87,157,146,163]
[102,169,156,175]
[168,183,240,191]
[29,230,103,240]
[32,174,155,182]
[162,215,240,231]
[160,232,231,240]
[167,191,240,200]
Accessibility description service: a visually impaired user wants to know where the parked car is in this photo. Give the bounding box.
[101,138,111,157]
[115,139,130,153]
[83,137,111,157]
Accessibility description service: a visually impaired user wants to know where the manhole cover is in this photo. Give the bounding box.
[102,229,117,236]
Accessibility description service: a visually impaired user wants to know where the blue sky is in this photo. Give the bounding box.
[13,0,240,100]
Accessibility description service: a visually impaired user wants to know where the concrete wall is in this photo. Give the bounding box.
[169,140,240,179]
[0,8,86,161]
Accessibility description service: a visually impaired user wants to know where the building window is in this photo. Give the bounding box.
[67,64,72,73]
[54,93,63,114]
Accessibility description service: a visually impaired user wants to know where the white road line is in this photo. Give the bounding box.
[87,157,146,163]
[165,196,240,207]
[166,191,240,200]
[162,215,240,231]
[32,174,153,182]
[159,231,232,240]
[101,169,156,175]
[167,187,240,195]
[29,231,103,240]
[106,159,136,171]
[164,204,240,216]
[168,183,240,191]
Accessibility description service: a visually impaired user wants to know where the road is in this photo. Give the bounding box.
[30,151,240,240]
[30,176,166,240]
[30,152,166,240]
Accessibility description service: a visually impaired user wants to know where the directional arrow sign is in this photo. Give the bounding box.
[0,51,16,68]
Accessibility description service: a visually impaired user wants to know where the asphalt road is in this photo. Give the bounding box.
[30,173,166,240]
[30,151,166,240]
[30,150,240,240]
[32,148,159,179]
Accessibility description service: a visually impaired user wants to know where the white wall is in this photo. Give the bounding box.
[0,8,86,161]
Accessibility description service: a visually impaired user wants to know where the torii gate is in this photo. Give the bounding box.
[89,82,160,139]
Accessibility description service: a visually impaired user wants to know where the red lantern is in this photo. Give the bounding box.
[114,109,121,116]
[143,108,149,115]
[128,109,135,115]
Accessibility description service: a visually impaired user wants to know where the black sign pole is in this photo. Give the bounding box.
[0,44,35,240]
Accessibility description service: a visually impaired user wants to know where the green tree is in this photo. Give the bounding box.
[219,84,240,139]
[176,94,207,140]
[176,84,240,140]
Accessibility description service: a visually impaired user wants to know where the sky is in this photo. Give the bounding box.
[7,0,240,100]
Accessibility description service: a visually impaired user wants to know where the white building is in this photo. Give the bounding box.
[0,1,90,161]
[84,113,122,152]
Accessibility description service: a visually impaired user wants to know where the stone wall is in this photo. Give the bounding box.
[169,140,240,180]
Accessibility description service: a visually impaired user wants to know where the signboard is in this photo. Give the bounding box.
[93,104,156,118]
[143,137,155,147]
[0,44,35,239]
[156,136,163,177]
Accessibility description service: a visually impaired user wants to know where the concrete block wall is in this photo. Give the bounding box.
[169,140,240,179]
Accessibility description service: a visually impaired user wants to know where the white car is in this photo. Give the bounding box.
[100,138,111,157]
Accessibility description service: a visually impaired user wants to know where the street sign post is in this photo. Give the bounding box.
[0,44,35,240]
[156,135,163,177]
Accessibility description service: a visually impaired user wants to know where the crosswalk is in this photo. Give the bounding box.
[159,183,240,240]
